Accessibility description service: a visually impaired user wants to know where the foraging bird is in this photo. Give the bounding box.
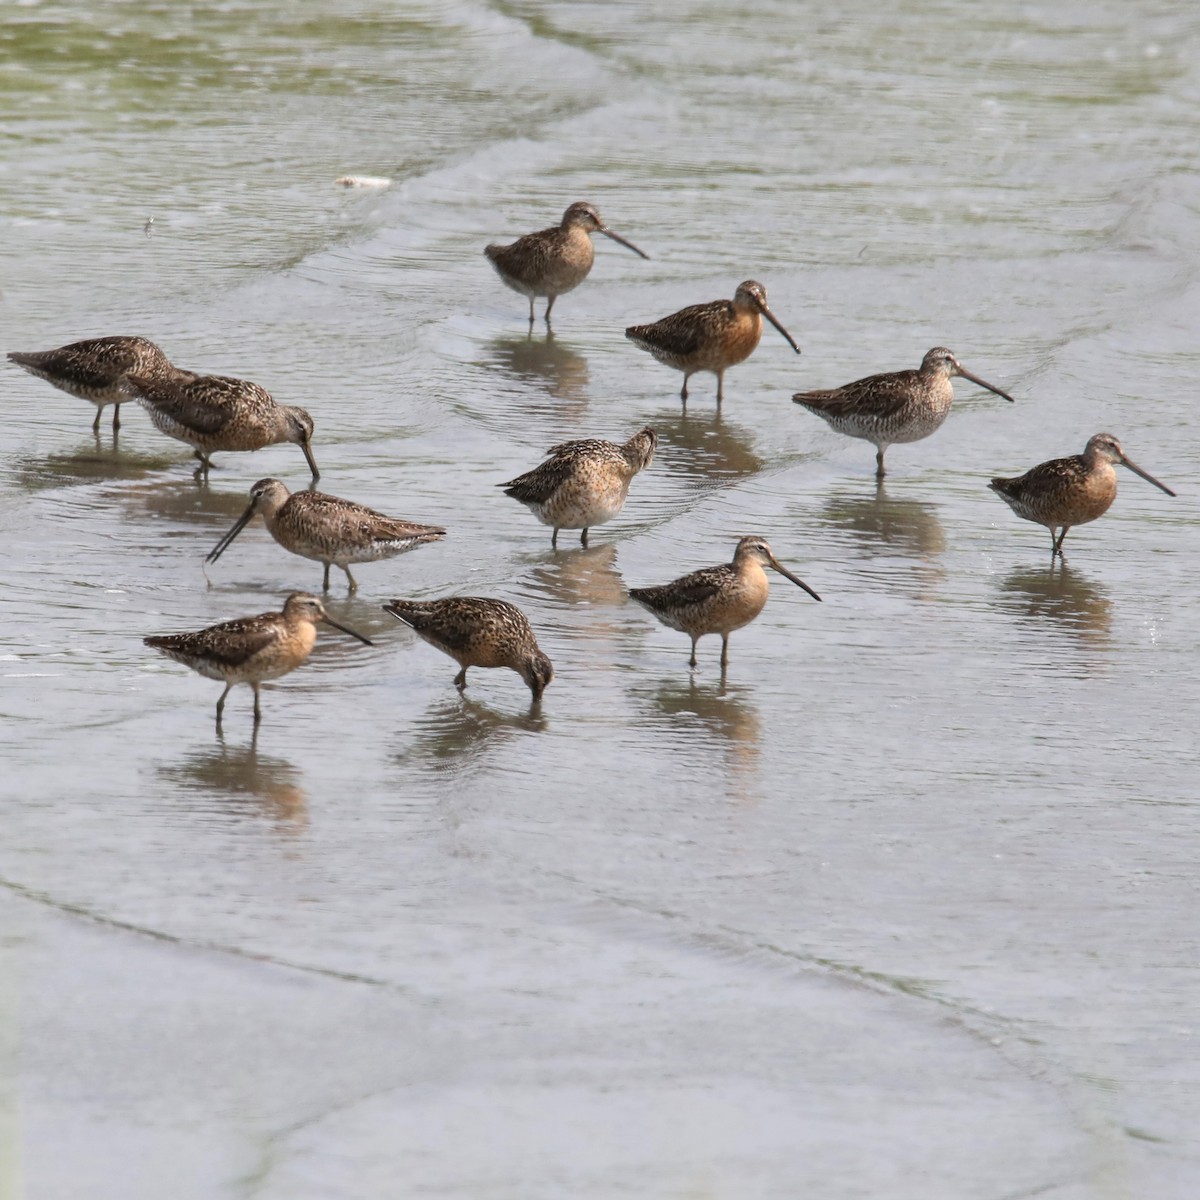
[625,280,800,406]
[988,432,1175,558]
[126,368,320,480]
[206,478,446,592]
[500,427,657,548]
[383,597,553,701]
[629,535,821,670]
[7,335,175,432]
[144,592,372,726]
[792,346,1014,479]
[485,201,649,326]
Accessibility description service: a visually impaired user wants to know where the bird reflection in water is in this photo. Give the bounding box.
[398,692,547,773]
[996,562,1113,652]
[485,330,590,410]
[527,542,626,608]
[822,483,946,558]
[649,413,764,486]
[157,731,308,831]
[639,678,761,802]
[10,443,176,492]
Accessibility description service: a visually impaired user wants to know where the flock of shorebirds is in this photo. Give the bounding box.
[9,201,1177,725]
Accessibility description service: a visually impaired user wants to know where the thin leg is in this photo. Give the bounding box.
[343,564,357,593]
[1052,527,1070,557]
[720,634,730,669]
[680,375,690,403]
[193,450,212,477]
[875,447,887,480]
[251,683,262,724]
[215,683,232,724]
[580,528,589,547]
[92,406,103,433]
[527,296,536,326]
[322,562,331,591]
[688,637,698,668]
[544,295,556,326]
[551,527,559,549]
[112,403,121,431]
[454,667,468,690]
[715,371,724,406]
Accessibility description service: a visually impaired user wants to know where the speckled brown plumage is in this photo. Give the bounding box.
[7,335,175,432]
[793,346,1014,478]
[126,368,319,479]
[500,427,657,547]
[485,201,649,326]
[144,592,372,725]
[206,478,446,592]
[989,432,1175,558]
[629,535,821,669]
[383,597,553,701]
[625,280,800,406]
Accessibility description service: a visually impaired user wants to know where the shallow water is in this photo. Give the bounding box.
[3,2,1200,1197]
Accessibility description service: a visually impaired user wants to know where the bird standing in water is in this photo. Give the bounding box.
[792,346,1014,479]
[500,427,657,548]
[383,597,554,702]
[144,592,373,726]
[206,478,446,592]
[988,432,1175,558]
[625,280,801,407]
[629,535,821,670]
[7,335,176,433]
[127,368,320,480]
[485,201,649,327]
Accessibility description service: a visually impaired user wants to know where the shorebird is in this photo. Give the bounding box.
[7,335,175,432]
[144,592,372,726]
[988,432,1175,558]
[206,478,446,592]
[499,427,657,547]
[485,201,649,326]
[792,346,1014,478]
[126,368,319,479]
[629,535,821,669]
[625,280,800,406]
[383,597,553,701]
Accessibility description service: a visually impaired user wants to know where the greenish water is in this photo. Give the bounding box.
[3,3,1200,1197]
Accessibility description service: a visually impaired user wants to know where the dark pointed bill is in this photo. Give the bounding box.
[599,226,650,259]
[1120,455,1176,497]
[766,553,822,602]
[301,439,321,480]
[321,613,374,646]
[761,306,802,355]
[206,501,257,563]
[957,366,1014,403]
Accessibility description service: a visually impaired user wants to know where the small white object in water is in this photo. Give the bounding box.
[335,175,392,189]
[144,216,155,237]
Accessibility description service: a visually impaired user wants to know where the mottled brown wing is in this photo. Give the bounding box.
[630,565,727,610]
[485,228,556,289]
[146,614,281,668]
[9,336,155,387]
[128,373,252,435]
[627,300,733,357]
[794,369,920,420]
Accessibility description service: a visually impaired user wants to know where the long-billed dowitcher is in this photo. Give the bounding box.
[144,592,372,725]
[206,478,446,592]
[125,369,319,479]
[629,535,821,669]
[485,201,649,326]
[988,432,1175,558]
[792,346,1014,479]
[625,280,800,407]
[7,335,175,432]
[499,427,657,548]
[383,597,553,701]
